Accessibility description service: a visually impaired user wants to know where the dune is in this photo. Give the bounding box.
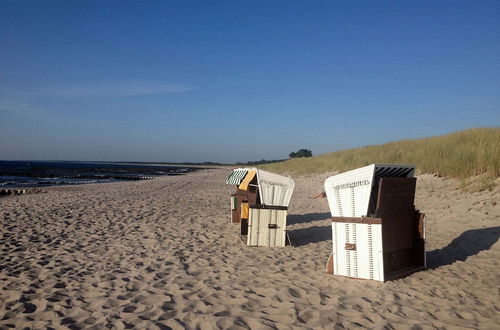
[0,169,498,329]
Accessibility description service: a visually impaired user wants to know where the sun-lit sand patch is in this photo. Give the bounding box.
[0,169,498,329]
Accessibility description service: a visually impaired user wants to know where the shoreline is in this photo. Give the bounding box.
[0,160,205,189]
[0,168,498,328]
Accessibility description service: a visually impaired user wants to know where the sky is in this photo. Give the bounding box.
[1,0,499,163]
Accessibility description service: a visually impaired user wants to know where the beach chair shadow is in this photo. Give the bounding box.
[288,225,332,247]
[288,212,330,225]
[427,226,500,269]
[287,212,332,246]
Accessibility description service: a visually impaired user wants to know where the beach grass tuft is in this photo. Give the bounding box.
[260,128,500,184]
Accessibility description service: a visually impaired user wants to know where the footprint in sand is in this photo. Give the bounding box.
[122,305,137,313]
[23,302,37,313]
[288,288,302,298]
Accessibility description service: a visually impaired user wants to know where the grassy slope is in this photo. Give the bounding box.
[260,128,500,180]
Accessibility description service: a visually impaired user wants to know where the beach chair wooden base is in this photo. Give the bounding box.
[239,206,291,247]
[325,253,334,274]
[240,232,292,247]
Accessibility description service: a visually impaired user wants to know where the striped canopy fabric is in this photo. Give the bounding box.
[226,169,248,185]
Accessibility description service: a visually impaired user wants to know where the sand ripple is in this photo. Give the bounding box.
[0,170,498,329]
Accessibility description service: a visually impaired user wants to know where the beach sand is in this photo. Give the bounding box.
[0,169,498,329]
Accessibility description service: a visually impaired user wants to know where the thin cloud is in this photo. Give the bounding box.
[0,100,37,117]
[2,80,194,99]
[0,99,103,128]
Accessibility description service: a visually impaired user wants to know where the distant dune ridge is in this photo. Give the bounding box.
[261,127,500,181]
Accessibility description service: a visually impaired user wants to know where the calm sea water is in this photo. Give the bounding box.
[0,161,194,188]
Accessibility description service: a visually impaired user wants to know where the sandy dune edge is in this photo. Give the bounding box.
[0,169,498,329]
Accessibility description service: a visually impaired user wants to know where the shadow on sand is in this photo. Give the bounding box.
[287,214,499,262]
[427,226,500,269]
[288,212,332,246]
[289,225,331,247]
[288,212,331,225]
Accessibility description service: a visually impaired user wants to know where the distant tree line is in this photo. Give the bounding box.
[162,148,314,167]
[236,159,286,166]
[289,149,313,158]
[236,149,313,165]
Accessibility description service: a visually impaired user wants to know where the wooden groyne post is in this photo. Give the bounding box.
[0,188,29,196]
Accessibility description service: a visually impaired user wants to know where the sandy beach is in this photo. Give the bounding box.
[0,168,498,329]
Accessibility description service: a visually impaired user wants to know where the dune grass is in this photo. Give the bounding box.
[260,128,500,182]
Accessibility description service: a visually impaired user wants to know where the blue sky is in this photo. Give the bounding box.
[1,1,499,163]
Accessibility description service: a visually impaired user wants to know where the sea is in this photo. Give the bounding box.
[0,160,195,188]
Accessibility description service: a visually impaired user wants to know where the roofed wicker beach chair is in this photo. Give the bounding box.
[324,164,426,281]
[226,168,295,247]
